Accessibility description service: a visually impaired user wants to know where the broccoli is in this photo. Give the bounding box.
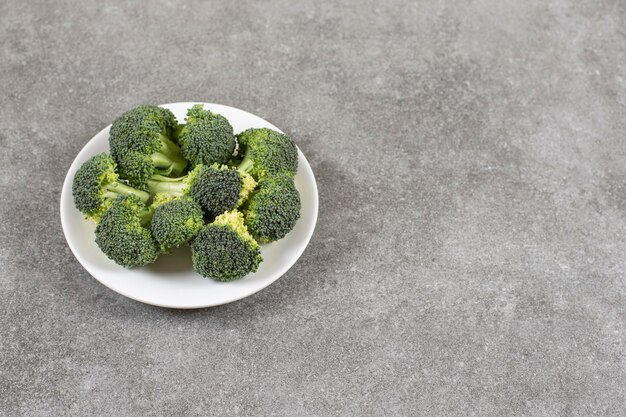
[72,153,150,223]
[190,210,262,281]
[243,173,301,243]
[109,105,188,189]
[235,128,298,180]
[176,104,236,167]
[94,195,158,267]
[147,164,256,217]
[150,195,205,252]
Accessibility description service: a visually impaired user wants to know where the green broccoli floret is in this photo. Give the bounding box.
[72,153,150,223]
[147,164,256,217]
[109,105,187,189]
[190,210,262,281]
[150,195,205,252]
[243,173,301,243]
[176,104,236,167]
[235,128,298,180]
[94,195,158,267]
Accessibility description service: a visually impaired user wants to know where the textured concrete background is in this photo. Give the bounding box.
[1,0,625,415]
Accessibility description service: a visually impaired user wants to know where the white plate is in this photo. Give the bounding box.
[60,102,318,309]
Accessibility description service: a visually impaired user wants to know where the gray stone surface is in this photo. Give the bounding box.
[1,0,624,415]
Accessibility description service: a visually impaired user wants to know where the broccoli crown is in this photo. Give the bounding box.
[189,164,258,217]
[72,153,150,222]
[150,196,205,252]
[177,104,236,167]
[109,105,187,188]
[190,210,262,281]
[243,173,301,243]
[190,164,241,216]
[94,195,158,267]
[115,151,155,190]
[109,105,177,155]
[236,128,298,179]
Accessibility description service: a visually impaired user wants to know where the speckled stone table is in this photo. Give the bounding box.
[1,1,624,415]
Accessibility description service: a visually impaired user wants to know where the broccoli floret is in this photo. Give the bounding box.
[176,104,236,167]
[109,105,187,188]
[147,164,256,217]
[150,195,205,252]
[188,164,256,217]
[94,195,158,267]
[190,210,262,281]
[235,128,298,180]
[72,153,150,223]
[243,173,301,243]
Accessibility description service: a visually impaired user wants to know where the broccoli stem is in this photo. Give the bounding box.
[151,152,175,169]
[237,155,253,174]
[150,174,185,182]
[174,124,185,140]
[151,133,188,176]
[139,205,155,227]
[159,132,181,154]
[153,164,174,176]
[147,175,187,198]
[104,182,150,203]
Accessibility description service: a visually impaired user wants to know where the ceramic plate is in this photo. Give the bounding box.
[60,102,318,308]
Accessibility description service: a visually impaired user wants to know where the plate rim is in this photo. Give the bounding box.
[60,102,318,309]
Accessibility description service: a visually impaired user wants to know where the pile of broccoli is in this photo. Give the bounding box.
[72,104,300,281]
